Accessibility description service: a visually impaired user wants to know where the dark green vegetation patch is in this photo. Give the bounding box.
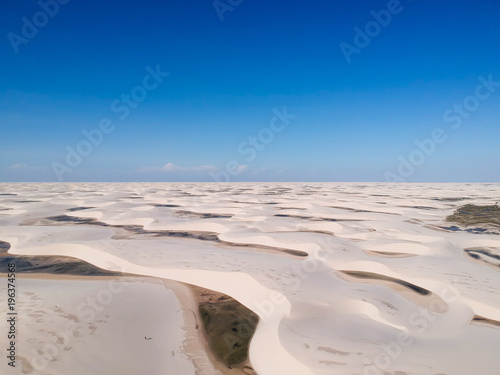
[199,294,259,369]
[446,204,500,227]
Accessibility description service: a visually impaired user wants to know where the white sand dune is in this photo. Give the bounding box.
[1,182,500,375]
[0,276,199,375]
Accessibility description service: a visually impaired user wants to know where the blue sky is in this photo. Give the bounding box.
[1,0,499,182]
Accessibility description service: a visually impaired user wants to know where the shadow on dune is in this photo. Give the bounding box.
[0,240,123,276]
[339,270,431,296]
[37,215,309,257]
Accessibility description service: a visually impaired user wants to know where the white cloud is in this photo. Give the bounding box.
[10,163,28,170]
[8,163,47,172]
[236,164,248,173]
[161,162,179,171]
[140,163,217,173]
